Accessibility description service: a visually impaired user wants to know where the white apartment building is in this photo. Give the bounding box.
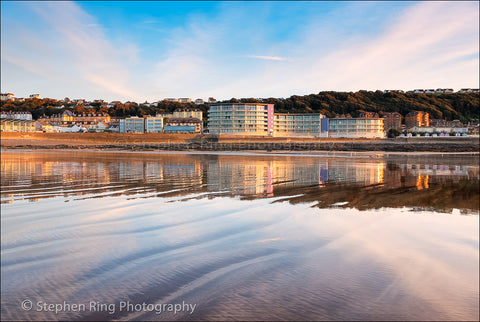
[208,103,274,135]
[0,111,33,121]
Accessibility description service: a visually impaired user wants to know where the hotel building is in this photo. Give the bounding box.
[329,113,384,138]
[274,113,328,137]
[208,103,274,135]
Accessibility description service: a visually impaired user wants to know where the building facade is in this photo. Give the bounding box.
[273,113,328,137]
[329,115,384,138]
[0,93,15,101]
[172,108,203,120]
[208,103,274,135]
[405,111,429,129]
[1,120,37,132]
[383,112,402,131]
[1,111,33,121]
[429,119,464,128]
[164,118,202,133]
[144,116,164,133]
[119,117,145,133]
[37,111,110,128]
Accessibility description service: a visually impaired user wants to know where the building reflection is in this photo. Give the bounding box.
[1,152,478,211]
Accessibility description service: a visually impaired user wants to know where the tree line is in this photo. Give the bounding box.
[1,91,478,123]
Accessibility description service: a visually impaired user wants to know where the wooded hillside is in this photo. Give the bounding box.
[1,91,478,123]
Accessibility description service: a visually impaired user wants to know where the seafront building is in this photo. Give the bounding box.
[164,118,202,133]
[120,117,145,133]
[0,119,37,132]
[405,111,429,129]
[273,113,328,137]
[38,111,111,127]
[144,116,164,133]
[120,115,202,133]
[172,108,203,120]
[328,113,384,138]
[383,112,402,132]
[208,103,274,135]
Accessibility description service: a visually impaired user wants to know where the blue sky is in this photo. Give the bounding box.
[1,1,478,102]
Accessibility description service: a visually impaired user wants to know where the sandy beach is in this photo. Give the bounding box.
[1,132,478,152]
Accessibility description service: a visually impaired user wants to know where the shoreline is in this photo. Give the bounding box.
[2,148,479,159]
[1,132,478,153]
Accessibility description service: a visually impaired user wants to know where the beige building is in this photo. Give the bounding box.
[172,108,203,120]
[1,120,37,132]
[38,111,111,126]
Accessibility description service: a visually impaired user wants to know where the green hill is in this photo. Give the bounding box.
[237,91,480,123]
[1,90,479,123]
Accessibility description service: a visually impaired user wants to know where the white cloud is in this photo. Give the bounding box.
[245,55,288,61]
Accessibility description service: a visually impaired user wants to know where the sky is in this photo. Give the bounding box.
[1,1,479,102]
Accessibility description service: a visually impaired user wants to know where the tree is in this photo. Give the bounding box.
[387,128,401,138]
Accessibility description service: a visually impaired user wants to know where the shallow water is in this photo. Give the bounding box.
[1,151,479,321]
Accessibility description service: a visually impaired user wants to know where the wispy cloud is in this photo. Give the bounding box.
[2,2,143,101]
[245,55,287,61]
[1,1,478,101]
[147,1,479,99]
[304,1,479,91]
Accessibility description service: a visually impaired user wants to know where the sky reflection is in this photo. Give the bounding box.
[2,195,478,321]
[1,151,478,212]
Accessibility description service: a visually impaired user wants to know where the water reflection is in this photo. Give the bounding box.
[1,151,478,212]
[1,151,478,321]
